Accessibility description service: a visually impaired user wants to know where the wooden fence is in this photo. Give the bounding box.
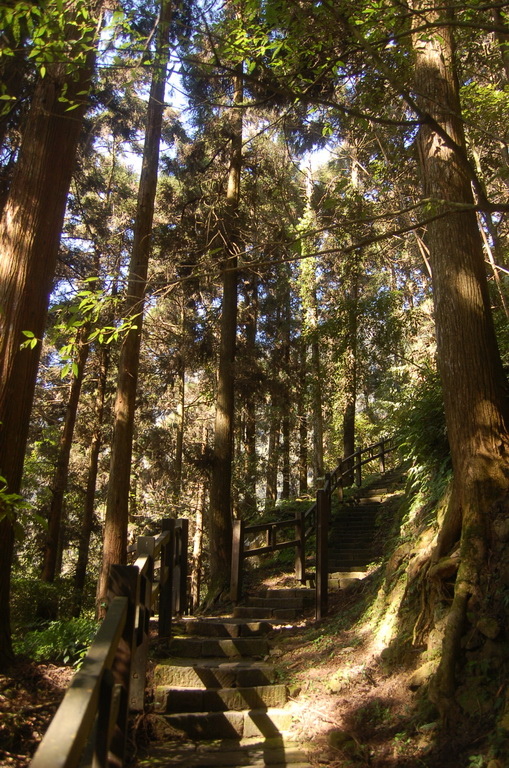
[30,517,188,768]
[230,437,396,620]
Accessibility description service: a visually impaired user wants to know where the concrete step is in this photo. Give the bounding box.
[330,549,374,558]
[233,606,297,621]
[160,709,294,740]
[175,618,275,638]
[245,597,304,610]
[137,736,310,767]
[154,658,277,689]
[169,636,270,658]
[263,588,314,602]
[155,683,287,713]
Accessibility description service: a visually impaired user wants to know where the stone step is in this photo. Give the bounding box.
[245,597,304,610]
[154,658,277,689]
[263,588,314,601]
[175,618,274,638]
[155,683,287,713]
[232,607,297,621]
[330,558,373,566]
[169,636,269,658]
[329,548,374,558]
[160,709,293,740]
[329,570,368,579]
[328,576,363,590]
[137,736,310,767]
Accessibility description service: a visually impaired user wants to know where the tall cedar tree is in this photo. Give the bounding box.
[411,2,509,721]
[0,1,103,670]
[208,64,243,594]
[96,0,174,614]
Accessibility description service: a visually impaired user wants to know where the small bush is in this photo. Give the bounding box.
[396,366,452,501]
[13,617,99,666]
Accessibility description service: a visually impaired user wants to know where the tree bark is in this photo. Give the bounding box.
[242,274,258,515]
[208,65,243,593]
[41,325,90,584]
[412,1,509,720]
[264,403,280,512]
[96,0,172,614]
[72,340,110,616]
[298,340,308,496]
[0,4,100,669]
[342,269,359,485]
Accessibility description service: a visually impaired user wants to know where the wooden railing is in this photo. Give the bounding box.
[230,437,396,620]
[30,517,189,768]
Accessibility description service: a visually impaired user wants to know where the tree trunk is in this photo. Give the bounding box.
[191,470,206,612]
[342,270,359,485]
[73,340,110,616]
[298,339,308,496]
[96,0,172,614]
[242,274,258,516]
[0,5,100,670]
[264,404,280,511]
[412,1,509,721]
[208,65,243,594]
[41,325,90,585]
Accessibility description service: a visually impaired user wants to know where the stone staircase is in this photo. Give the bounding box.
[328,471,405,589]
[140,589,314,768]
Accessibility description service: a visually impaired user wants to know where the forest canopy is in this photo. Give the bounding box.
[1,0,509,736]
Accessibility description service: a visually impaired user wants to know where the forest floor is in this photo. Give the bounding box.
[0,660,73,767]
[1,577,497,768]
[254,577,491,768]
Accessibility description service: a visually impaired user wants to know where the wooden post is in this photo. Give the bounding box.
[230,519,245,603]
[355,447,362,487]
[379,439,386,474]
[337,459,344,502]
[130,537,154,711]
[176,518,189,615]
[315,489,329,620]
[268,524,276,550]
[107,564,139,764]
[159,519,173,638]
[295,510,306,584]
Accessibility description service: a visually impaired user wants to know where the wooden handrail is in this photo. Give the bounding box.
[30,517,189,768]
[230,436,397,618]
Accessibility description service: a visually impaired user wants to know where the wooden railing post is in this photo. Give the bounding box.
[175,518,189,615]
[379,439,386,474]
[230,519,245,603]
[268,523,276,550]
[315,489,329,620]
[159,518,173,638]
[131,536,155,711]
[107,564,139,764]
[355,447,362,487]
[295,510,306,584]
[337,459,344,501]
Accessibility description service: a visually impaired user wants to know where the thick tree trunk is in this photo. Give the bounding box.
[0,8,100,669]
[41,325,90,584]
[412,2,509,720]
[208,66,243,593]
[97,1,172,613]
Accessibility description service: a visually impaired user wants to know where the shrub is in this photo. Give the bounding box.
[13,617,98,667]
[396,365,452,501]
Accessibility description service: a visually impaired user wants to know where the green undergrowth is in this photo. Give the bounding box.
[13,617,99,667]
